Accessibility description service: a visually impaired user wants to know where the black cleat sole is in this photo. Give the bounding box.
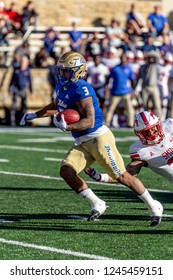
[150,216,162,227]
[87,210,101,221]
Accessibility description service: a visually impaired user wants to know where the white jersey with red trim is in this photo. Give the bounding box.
[87,62,110,90]
[129,118,173,181]
[158,63,172,98]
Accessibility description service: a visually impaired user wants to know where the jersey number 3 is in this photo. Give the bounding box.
[82,86,89,96]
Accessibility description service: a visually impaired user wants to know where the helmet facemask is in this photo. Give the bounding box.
[56,67,75,86]
[54,52,87,86]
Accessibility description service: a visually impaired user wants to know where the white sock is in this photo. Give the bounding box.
[79,188,102,208]
[101,174,109,182]
[138,189,156,210]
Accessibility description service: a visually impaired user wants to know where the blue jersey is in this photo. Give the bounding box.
[9,67,32,93]
[69,30,83,43]
[68,30,83,50]
[148,13,168,32]
[55,79,104,139]
[44,35,58,53]
[110,63,135,95]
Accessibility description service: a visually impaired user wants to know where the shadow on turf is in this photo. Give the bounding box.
[0,212,173,234]
[89,189,173,204]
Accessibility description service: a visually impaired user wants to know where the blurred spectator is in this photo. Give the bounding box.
[0,17,12,45]
[100,35,110,56]
[124,50,140,109]
[140,33,159,56]
[6,2,22,35]
[47,47,66,95]
[125,50,135,65]
[0,17,12,64]
[87,54,110,116]
[21,0,38,33]
[112,102,128,128]
[105,18,124,49]
[85,31,103,59]
[43,27,60,59]
[135,51,162,119]
[123,19,142,51]
[147,5,170,37]
[32,46,48,68]
[12,39,30,68]
[133,50,145,76]
[158,52,173,120]
[159,33,173,56]
[68,21,83,52]
[47,46,67,124]
[105,52,135,127]
[47,57,58,125]
[132,50,145,111]
[126,3,145,29]
[0,1,8,19]
[105,18,139,53]
[102,46,120,70]
[48,58,58,101]
[8,55,33,126]
[168,65,173,118]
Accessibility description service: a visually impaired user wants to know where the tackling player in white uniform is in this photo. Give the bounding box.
[129,111,173,180]
[86,111,173,182]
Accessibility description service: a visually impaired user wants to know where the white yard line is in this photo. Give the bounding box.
[162,214,173,218]
[0,238,112,260]
[0,127,67,134]
[0,170,110,186]
[44,157,63,162]
[0,170,172,193]
[0,145,67,154]
[0,170,61,181]
[0,159,9,162]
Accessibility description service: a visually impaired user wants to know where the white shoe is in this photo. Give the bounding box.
[87,200,108,221]
[149,200,163,226]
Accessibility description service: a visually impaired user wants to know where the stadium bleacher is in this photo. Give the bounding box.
[0,24,166,125]
[0,25,107,125]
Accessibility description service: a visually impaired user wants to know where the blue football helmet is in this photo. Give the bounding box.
[54,52,87,86]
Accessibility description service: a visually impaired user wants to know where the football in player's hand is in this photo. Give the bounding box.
[56,109,80,125]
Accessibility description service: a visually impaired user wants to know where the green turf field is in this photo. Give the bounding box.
[0,126,173,260]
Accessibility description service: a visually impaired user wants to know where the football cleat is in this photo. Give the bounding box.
[149,201,163,227]
[87,200,108,221]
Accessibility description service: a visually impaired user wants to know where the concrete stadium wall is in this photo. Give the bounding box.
[3,0,172,28]
[0,68,52,125]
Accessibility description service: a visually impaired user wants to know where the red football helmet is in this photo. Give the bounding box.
[133,111,164,145]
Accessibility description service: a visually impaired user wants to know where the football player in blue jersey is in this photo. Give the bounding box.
[20,52,163,225]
